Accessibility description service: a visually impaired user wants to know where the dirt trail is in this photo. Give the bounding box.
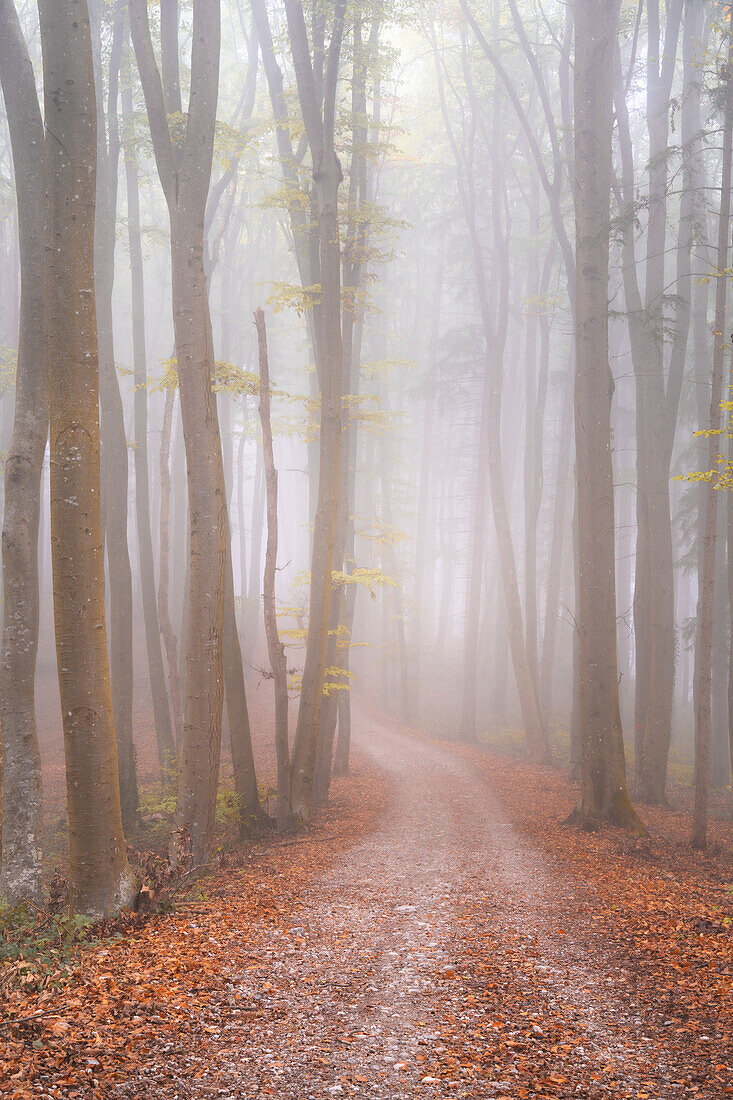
[115,712,716,1098]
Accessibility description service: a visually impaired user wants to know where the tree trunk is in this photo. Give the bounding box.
[460,354,490,744]
[255,309,290,832]
[284,0,347,823]
[572,0,643,831]
[237,410,248,605]
[247,445,265,656]
[692,13,733,851]
[158,384,184,747]
[91,1,138,826]
[40,0,137,915]
[0,0,48,906]
[121,51,177,778]
[613,1,684,804]
[223,526,262,829]
[540,348,574,721]
[130,0,227,865]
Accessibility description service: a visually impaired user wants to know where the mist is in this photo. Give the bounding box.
[0,1,732,1095]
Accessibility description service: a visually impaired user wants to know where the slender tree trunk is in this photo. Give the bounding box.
[572,0,642,830]
[333,316,364,777]
[413,244,444,721]
[222,525,262,829]
[460,358,490,743]
[314,17,377,801]
[0,0,48,906]
[237,410,248,604]
[613,1,684,803]
[122,54,176,777]
[711,510,729,784]
[158,384,184,747]
[523,196,551,702]
[92,3,137,825]
[247,446,265,655]
[569,487,581,781]
[728,442,733,779]
[255,309,290,831]
[40,0,137,915]
[693,14,733,851]
[540,349,573,721]
[131,0,227,864]
[285,0,347,822]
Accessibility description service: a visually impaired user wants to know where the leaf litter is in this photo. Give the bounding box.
[1,707,731,1098]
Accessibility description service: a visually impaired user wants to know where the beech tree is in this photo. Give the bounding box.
[692,7,733,851]
[254,0,347,822]
[130,0,230,862]
[0,0,47,905]
[572,0,640,829]
[120,39,178,777]
[39,0,136,915]
[90,0,138,824]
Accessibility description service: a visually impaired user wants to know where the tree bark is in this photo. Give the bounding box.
[284,0,347,823]
[91,1,138,824]
[612,0,685,804]
[692,12,733,851]
[0,0,48,906]
[540,347,574,722]
[158,384,184,747]
[130,0,227,865]
[255,309,290,832]
[572,0,643,830]
[314,14,377,800]
[39,0,137,915]
[121,45,177,778]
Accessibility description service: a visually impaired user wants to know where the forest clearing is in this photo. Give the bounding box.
[2,0,733,1095]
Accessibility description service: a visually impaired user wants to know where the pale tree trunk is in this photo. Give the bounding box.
[252,0,346,819]
[728,439,733,779]
[540,349,574,721]
[237,413,248,605]
[522,190,552,704]
[412,242,444,719]
[204,126,262,831]
[131,0,227,865]
[284,0,347,823]
[334,50,381,777]
[39,0,137,915]
[572,0,642,830]
[121,50,177,777]
[692,12,733,851]
[205,229,262,835]
[158,385,184,747]
[222,523,262,829]
[613,0,684,803]
[0,0,48,906]
[432,23,547,759]
[247,447,264,655]
[461,354,490,744]
[255,309,290,832]
[711,513,729,783]
[91,2,138,824]
[634,0,683,806]
[315,14,378,801]
[569,490,581,781]
[333,315,364,777]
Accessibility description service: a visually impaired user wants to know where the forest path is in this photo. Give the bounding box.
[117,711,699,1099]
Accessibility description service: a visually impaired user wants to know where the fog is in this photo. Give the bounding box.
[0,0,730,913]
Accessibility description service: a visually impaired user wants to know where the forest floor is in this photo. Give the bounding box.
[2,703,733,1099]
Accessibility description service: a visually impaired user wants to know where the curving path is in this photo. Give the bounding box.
[115,710,715,1099]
